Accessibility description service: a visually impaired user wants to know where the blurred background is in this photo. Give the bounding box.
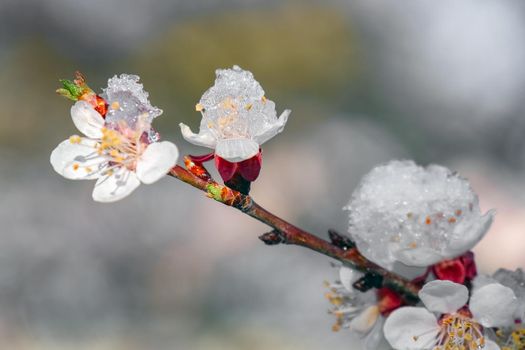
[1,0,525,348]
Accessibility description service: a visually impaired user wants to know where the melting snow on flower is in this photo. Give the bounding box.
[384,280,517,350]
[344,160,495,269]
[50,74,179,202]
[179,65,290,163]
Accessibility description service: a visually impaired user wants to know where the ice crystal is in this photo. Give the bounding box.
[102,74,162,128]
[198,65,279,140]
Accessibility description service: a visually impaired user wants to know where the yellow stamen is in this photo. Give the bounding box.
[69,135,81,144]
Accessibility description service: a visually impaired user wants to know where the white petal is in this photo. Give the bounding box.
[136,141,179,184]
[350,305,380,334]
[362,316,386,350]
[470,283,518,328]
[71,101,105,138]
[484,339,501,350]
[339,266,363,292]
[92,168,140,203]
[446,210,495,258]
[395,247,444,267]
[419,280,469,314]
[384,307,439,350]
[179,122,217,148]
[215,138,259,162]
[50,138,104,180]
[253,109,290,145]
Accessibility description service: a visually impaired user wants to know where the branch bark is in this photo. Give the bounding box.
[169,163,421,301]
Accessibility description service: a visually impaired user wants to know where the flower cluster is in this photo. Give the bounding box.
[51,66,290,200]
[323,160,523,350]
[50,68,523,350]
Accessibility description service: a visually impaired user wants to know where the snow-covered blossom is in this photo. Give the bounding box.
[51,74,178,202]
[179,65,290,163]
[344,160,494,269]
[384,280,517,350]
[324,266,401,350]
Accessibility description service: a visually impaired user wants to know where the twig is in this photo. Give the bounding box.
[169,164,421,301]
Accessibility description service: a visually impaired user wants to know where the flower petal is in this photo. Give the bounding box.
[136,141,179,184]
[470,283,518,328]
[253,109,291,145]
[215,138,259,162]
[71,101,105,138]
[395,246,444,267]
[362,316,387,350]
[383,307,438,350]
[339,266,363,292]
[50,138,104,180]
[446,210,495,258]
[418,280,469,314]
[484,339,501,350]
[179,122,217,148]
[350,305,380,334]
[92,168,140,203]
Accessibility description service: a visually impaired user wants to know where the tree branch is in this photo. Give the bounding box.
[169,163,421,301]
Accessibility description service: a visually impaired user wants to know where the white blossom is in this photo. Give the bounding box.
[345,160,494,269]
[384,280,517,350]
[51,76,178,203]
[325,267,386,350]
[179,65,290,162]
[469,262,525,350]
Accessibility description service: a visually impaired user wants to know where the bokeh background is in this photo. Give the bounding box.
[1,0,525,349]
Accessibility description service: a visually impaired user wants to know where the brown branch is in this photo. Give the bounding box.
[169,164,421,301]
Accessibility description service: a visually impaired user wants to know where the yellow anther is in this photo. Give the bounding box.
[220,97,236,110]
[111,101,120,110]
[409,242,417,249]
[261,96,267,103]
[195,103,204,112]
[332,324,341,332]
[245,103,253,111]
[69,135,81,144]
[110,149,120,157]
[73,163,80,171]
[85,167,92,173]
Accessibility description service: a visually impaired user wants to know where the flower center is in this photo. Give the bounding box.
[497,325,525,350]
[435,314,485,350]
[97,125,146,171]
[200,96,267,140]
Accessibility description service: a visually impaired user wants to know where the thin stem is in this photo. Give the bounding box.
[169,164,420,300]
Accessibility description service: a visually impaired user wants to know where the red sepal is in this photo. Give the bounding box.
[433,259,466,284]
[215,150,263,183]
[432,251,477,284]
[189,152,215,163]
[237,151,262,182]
[460,251,477,280]
[377,288,403,316]
[215,156,238,182]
